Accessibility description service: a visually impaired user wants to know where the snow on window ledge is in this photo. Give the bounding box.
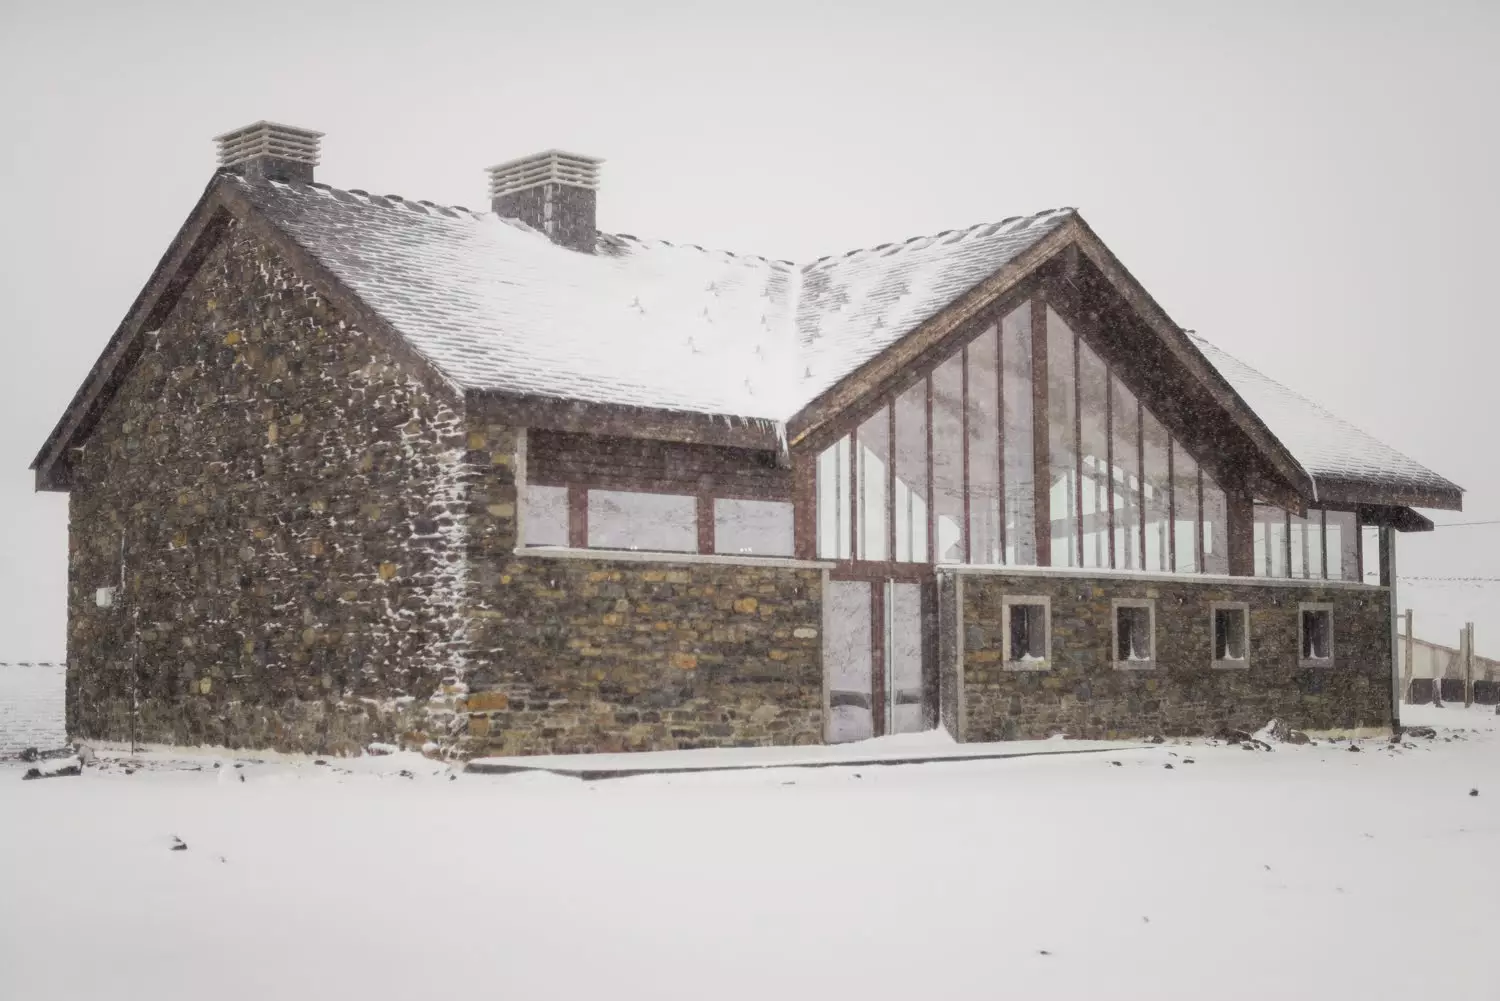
[513,545,835,571]
[1000,655,1052,673]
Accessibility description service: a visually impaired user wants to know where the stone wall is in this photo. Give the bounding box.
[457,419,823,754]
[65,221,468,754]
[949,570,1393,740]
[460,554,824,755]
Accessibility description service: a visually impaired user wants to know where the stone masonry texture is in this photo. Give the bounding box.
[63,244,824,757]
[949,571,1394,740]
[458,420,825,756]
[66,220,469,754]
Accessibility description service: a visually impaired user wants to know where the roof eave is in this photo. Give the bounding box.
[466,389,784,451]
[1315,476,1463,514]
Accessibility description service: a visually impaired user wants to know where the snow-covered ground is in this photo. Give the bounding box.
[0,663,65,754]
[3,704,1497,1001]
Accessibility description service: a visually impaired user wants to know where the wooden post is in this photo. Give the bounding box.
[1465,622,1475,708]
[1030,298,1050,566]
[1402,609,1414,705]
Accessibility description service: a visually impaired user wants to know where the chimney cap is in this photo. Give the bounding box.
[215,121,324,172]
[487,149,603,200]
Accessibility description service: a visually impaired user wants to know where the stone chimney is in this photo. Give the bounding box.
[215,121,323,183]
[487,150,603,253]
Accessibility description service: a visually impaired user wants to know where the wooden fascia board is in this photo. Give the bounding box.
[465,390,783,451]
[1356,505,1435,533]
[31,177,232,489]
[785,221,1078,452]
[1318,478,1463,513]
[1066,216,1315,500]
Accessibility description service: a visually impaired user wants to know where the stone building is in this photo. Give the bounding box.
[32,121,1462,757]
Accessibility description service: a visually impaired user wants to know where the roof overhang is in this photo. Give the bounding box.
[465,390,784,452]
[785,214,1317,506]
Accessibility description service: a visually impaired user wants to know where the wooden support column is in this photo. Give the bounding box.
[1226,491,1255,576]
[1030,297,1050,566]
[871,583,887,737]
[1464,622,1475,707]
[792,449,817,560]
[1402,608,1414,706]
[567,485,588,548]
[961,346,971,564]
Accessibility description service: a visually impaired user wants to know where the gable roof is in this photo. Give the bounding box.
[232,174,1074,422]
[1192,336,1462,509]
[33,171,1461,512]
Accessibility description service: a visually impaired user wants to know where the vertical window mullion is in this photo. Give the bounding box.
[961,345,971,564]
[1105,365,1115,569]
[1136,400,1146,569]
[996,320,1006,562]
[1284,509,1292,578]
[918,373,930,564]
[850,426,859,560]
[1196,466,1205,573]
[1166,439,1176,571]
[887,402,897,563]
[1073,330,1084,565]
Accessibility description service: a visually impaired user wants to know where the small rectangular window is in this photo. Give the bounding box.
[1002,596,1050,669]
[588,491,697,552]
[1212,602,1249,668]
[522,484,569,547]
[1299,604,1334,666]
[714,498,793,556]
[1113,599,1155,669]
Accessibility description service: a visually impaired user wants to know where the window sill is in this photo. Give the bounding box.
[1300,658,1338,669]
[515,546,835,570]
[1114,660,1157,671]
[1212,659,1250,670]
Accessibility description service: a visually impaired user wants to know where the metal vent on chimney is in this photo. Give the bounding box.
[487,150,603,254]
[214,121,323,183]
[486,150,602,200]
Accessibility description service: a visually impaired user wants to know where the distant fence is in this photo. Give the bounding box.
[0,662,66,755]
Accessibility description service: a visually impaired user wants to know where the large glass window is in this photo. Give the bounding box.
[1172,445,1200,573]
[1326,510,1359,582]
[1001,303,1035,565]
[588,491,697,552]
[816,436,852,560]
[1361,524,1382,584]
[857,407,890,561]
[1110,377,1141,571]
[932,355,965,563]
[1047,308,1078,567]
[1078,340,1110,569]
[1253,504,1288,577]
[1202,472,1229,575]
[1141,406,1172,572]
[893,382,929,563]
[714,499,793,556]
[522,484,569,547]
[810,298,1258,578]
[967,327,1001,564]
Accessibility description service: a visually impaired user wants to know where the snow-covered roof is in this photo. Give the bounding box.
[233,176,1072,422]
[230,175,1457,507]
[1192,335,1461,504]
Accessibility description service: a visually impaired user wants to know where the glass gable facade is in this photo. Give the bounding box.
[816,298,1241,575]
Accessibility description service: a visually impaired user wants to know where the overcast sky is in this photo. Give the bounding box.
[2,0,1496,658]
